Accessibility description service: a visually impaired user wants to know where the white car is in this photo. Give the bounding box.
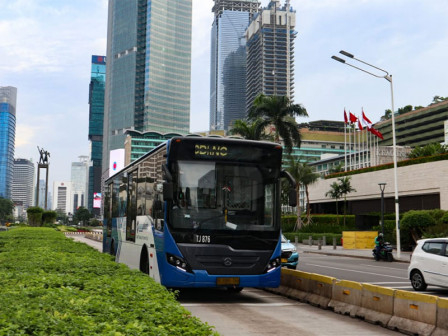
[408,238,448,291]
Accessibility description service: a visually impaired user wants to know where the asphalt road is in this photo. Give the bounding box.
[178,287,402,336]
[296,252,448,297]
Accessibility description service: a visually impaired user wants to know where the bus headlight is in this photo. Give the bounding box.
[265,257,281,273]
[166,253,193,273]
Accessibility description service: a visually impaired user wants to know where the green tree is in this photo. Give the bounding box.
[74,207,92,226]
[432,95,448,104]
[401,210,436,244]
[408,142,448,159]
[27,206,44,227]
[337,176,356,226]
[286,157,318,230]
[228,118,272,141]
[248,94,308,153]
[0,198,14,225]
[325,182,342,225]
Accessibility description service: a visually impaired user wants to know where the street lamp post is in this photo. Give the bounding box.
[332,50,401,258]
[378,183,386,235]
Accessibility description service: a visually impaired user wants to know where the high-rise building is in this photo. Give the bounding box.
[210,0,260,131]
[103,0,192,179]
[88,55,106,215]
[12,158,35,217]
[246,0,296,112]
[0,86,17,200]
[71,156,89,214]
[52,181,73,215]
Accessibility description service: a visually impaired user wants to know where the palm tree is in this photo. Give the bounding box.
[228,119,272,141]
[325,182,341,225]
[337,176,356,226]
[248,94,308,153]
[287,156,320,230]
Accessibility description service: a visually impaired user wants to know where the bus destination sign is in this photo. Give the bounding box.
[194,144,228,158]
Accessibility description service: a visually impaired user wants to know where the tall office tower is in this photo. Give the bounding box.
[103,0,192,179]
[210,0,260,131]
[52,181,73,215]
[245,0,296,113]
[0,86,17,200]
[88,55,106,216]
[12,158,35,217]
[71,156,89,214]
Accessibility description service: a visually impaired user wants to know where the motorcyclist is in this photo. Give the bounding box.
[374,233,384,256]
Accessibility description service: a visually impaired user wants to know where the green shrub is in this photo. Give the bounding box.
[26,206,44,227]
[0,228,217,335]
[442,212,448,224]
[401,210,436,247]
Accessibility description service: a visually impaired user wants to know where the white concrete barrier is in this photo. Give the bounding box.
[357,283,395,327]
[388,290,437,336]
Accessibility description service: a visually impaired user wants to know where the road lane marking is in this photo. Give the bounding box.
[360,264,407,270]
[368,282,409,285]
[304,263,408,280]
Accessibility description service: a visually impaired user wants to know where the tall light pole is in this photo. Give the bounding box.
[332,50,401,258]
[378,183,386,236]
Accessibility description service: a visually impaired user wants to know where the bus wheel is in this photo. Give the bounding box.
[140,246,150,275]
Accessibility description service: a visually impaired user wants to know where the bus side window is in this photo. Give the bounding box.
[153,196,164,231]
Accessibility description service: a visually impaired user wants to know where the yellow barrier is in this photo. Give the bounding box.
[357,283,395,327]
[329,279,363,317]
[342,231,377,249]
[432,297,448,336]
[388,290,437,336]
[298,272,335,308]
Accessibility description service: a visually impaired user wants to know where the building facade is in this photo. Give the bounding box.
[52,181,73,215]
[71,156,89,214]
[88,55,106,215]
[103,0,192,179]
[210,0,259,131]
[12,158,35,217]
[245,0,296,113]
[375,100,448,148]
[0,86,17,200]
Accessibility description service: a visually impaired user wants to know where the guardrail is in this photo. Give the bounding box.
[64,231,103,242]
[268,268,447,336]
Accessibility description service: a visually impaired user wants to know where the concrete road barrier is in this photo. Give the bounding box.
[432,297,448,336]
[388,290,437,336]
[357,283,395,327]
[329,279,363,317]
[300,272,335,308]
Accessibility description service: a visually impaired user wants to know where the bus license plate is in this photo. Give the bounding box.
[281,258,288,263]
[216,277,240,286]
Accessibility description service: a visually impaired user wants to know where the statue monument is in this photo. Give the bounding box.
[36,147,50,209]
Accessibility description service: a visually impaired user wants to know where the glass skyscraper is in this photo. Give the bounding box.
[103,0,192,178]
[12,158,35,216]
[0,86,17,200]
[209,0,259,131]
[88,55,106,215]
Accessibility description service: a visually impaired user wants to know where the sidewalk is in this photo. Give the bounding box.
[296,243,412,263]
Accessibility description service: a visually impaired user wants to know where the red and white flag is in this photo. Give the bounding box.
[344,109,348,124]
[370,127,384,140]
[362,110,373,130]
[358,118,363,131]
[349,112,358,123]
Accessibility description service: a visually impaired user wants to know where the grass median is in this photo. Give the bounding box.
[0,228,217,336]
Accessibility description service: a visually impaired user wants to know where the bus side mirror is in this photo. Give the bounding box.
[289,189,297,207]
[163,182,173,201]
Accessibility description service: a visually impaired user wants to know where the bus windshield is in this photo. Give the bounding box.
[169,160,277,231]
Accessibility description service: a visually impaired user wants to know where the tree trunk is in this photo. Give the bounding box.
[294,186,302,231]
[305,185,311,225]
[343,195,347,226]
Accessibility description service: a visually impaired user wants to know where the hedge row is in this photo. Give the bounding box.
[281,214,356,234]
[326,153,448,179]
[0,228,217,336]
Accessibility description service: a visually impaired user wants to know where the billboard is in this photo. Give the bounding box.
[93,193,102,209]
[109,148,125,177]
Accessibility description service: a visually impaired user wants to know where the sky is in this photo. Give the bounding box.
[1,0,448,187]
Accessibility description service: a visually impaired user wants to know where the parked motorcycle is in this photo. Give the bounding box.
[373,242,394,262]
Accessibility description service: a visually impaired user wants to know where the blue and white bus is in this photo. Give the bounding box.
[103,136,296,290]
